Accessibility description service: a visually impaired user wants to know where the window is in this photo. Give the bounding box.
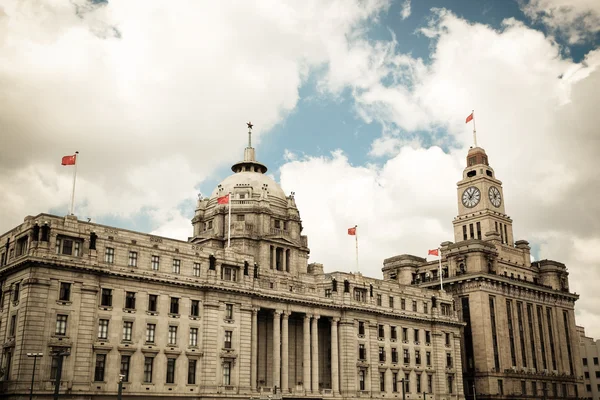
[166,358,176,384]
[172,259,181,274]
[50,355,59,380]
[378,324,385,339]
[401,298,406,310]
[391,326,397,340]
[148,294,158,312]
[463,225,468,241]
[120,355,130,382]
[404,373,410,393]
[427,375,433,393]
[59,282,71,301]
[13,282,20,302]
[596,371,600,378]
[532,381,537,395]
[583,358,588,366]
[193,262,200,277]
[144,357,153,383]
[415,329,420,343]
[379,347,386,362]
[359,369,366,391]
[425,330,431,344]
[168,326,177,345]
[358,321,365,335]
[426,351,431,366]
[9,314,16,336]
[446,352,453,368]
[170,297,180,314]
[190,328,198,346]
[412,300,417,312]
[274,219,281,229]
[498,379,504,395]
[94,354,106,381]
[207,220,213,230]
[587,384,592,392]
[403,348,410,364]
[595,357,599,366]
[389,296,394,308]
[415,350,421,365]
[392,372,398,392]
[447,375,453,394]
[98,319,109,339]
[123,321,133,341]
[125,292,136,309]
[423,302,428,314]
[225,304,233,319]
[391,348,398,363]
[402,328,408,341]
[55,315,68,336]
[128,251,137,267]
[416,373,421,393]
[100,288,112,307]
[224,330,233,349]
[585,371,590,378]
[379,371,385,391]
[377,294,382,306]
[222,266,237,281]
[151,255,159,270]
[223,361,232,385]
[146,324,156,343]
[325,289,332,298]
[359,344,366,360]
[55,237,81,256]
[191,300,200,317]
[188,359,197,384]
[445,332,451,346]
[104,247,114,263]
[236,214,245,222]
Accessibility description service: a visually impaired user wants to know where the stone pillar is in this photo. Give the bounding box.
[331,317,340,395]
[273,310,281,391]
[251,308,259,392]
[311,315,320,393]
[282,248,287,272]
[282,312,289,393]
[303,314,311,393]
[271,246,276,269]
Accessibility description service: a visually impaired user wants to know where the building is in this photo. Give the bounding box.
[388,146,585,399]
[0,129,465,399]
[578,326,600,399]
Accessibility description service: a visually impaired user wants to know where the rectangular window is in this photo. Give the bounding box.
[415,349,421,365]
[358,321,365,336]
[94,354,106,381]
[104,247,114,263]
[222,266,237,281]
[190,328,198,346]
[13,282,20,302]
[564,311,574,375]
[193,262,200,277]
[377,294,382,306]
[237,214,245,221]
[389,296,394,308]
[223,361,231,385]
[166,358,176,384]
[537,305,547,369]
[416,373,421,393]
[498,379,504,395]
[188,359,197,384]
[50,355,59,380]
[172,259,181,274]
[532,381,537,395]
[445,332,450,346]
[402,328,408,342]
[447,375,453,394]
[469,223,474,239]
[167,326,177,345]
[391,326,397,340]
[191,300,200,317]
[224,330,233,349]
[123,321,133,341]
[527,304,538,370]
[359,369,366,391]
[425,330,431,344]
[516,302,527,367]
[446,352,453,368]
[98,319,109,339]
[463,225,468,241]
[401,298,405,310]
[391,348,398,363]
[120,355,130,382]
[151,255,160,270]
[476,222,481,239]
[128,251,137,267]
[423,302,428,314]
[412,300,417,312]
[403,348,410,364]
[55,315,68,336]
[546,307,557,370]
[415,329,420,343]
[489,296,500,370]
[170,297,180,314]
[427,375,433,393]
[125,292,136,309]
[146,324,156,343]
[404,373,410,393]
[144,357,153,383]
[378,324,385,339]
[101,288,112,307]
[392,372,398,392]
[59,282,71,301]
[379,347,386,362]
[595,357,599,365]
[506,300,517,367]
[359,344,366,360]
[225,303,233,319]
[379,371,385,391]
[9,314,16,336]
[148,294,158,312]
[521,380,527,395]
[426,351,431,366]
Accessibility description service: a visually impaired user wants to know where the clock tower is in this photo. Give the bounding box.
[452,146,514,245]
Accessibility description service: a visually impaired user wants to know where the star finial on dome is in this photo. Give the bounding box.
[247,121,253,147]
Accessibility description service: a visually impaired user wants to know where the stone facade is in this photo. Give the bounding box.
[388,147,585,399]
[578,326,600,399]
[0,135,464,399]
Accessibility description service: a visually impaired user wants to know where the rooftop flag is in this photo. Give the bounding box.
[428,249,439,256]
[217,194,230,205]
[61,154,77,166]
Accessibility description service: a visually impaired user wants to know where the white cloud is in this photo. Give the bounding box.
[520,0,600,44]
[400,0,411,20]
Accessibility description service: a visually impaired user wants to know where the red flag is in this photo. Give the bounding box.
[348,226,356,235]
[428,249,439,256]
[217,194,230,204]
[465,113,474,123]
[61,155,76,166]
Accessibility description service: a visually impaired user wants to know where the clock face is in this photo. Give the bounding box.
[489,186,502,207]
[462,186,481,208]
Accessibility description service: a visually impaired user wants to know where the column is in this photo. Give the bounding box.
[282,312,289,393]
[273,310,281,391]
[311,315,320,393]
[251,308,258,392]
[303,314,311,393]
[331,317,340,395]
[282,248,287,272]
[271,246,276,269]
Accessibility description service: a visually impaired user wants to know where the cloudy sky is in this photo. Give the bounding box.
[1,0,599,335]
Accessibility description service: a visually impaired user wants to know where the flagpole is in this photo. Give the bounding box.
[472,110,477,147]
[69,151,79,216]
[438,248,443,291]
[355,225,359,273]
[227,193,231,248]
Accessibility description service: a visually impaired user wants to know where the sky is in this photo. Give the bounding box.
[1,0,599,336]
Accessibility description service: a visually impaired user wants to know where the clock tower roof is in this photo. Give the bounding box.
[466,147,489,167]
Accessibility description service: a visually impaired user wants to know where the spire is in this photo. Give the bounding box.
[247,121,253,148]
[232,121,268,173]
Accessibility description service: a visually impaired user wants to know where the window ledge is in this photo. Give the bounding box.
[56,300,72,306]
[99,306,113,311]
[168,313,180,318]
[189,315,200,320]
[123,308,136,314]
